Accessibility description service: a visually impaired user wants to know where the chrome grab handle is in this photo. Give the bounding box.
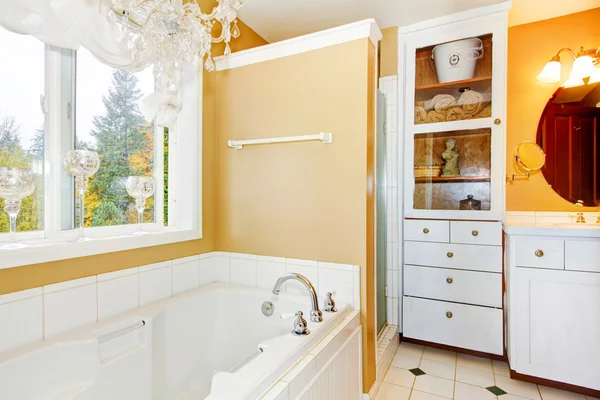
[98,320,145,344]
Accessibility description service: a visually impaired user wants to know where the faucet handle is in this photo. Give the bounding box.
[280,312,297,320]
[324,290,338,313]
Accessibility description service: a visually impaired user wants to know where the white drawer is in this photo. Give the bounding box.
[451,221,502,246]
[515,237,564,270]
[404,241,502,273]
[403,296,503,355]
[565,240,600,273]
[404,219,449,243]
[404,265,502,307]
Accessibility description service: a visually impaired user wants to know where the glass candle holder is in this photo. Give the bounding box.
[126,176,155,235]
[0,167,36,250]
[63,150,100,242]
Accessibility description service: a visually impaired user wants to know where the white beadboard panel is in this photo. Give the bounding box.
[0,295,43,355]
[138,260,171,273]
[318,268,354,309]
[0,287,42,306]
[97,267,138,282]
[260,381,290,400]
[44,283,97,339]
[171,255,199,265]
[199,255,230,286]
[43,276,97,295]
[98,274,139,321]
[281,354,317,400]
[353,270,360,311]
[285,263,319,296]
[297,330,361,400]
[257,260,286,290]
[139,266,173,307]
[172,259,200,295]
[230,257,258,287]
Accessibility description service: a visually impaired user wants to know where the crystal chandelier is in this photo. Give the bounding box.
[109,0,242,92]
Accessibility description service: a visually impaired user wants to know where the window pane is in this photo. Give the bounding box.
[0,28,45,234]
[75,48,160,228]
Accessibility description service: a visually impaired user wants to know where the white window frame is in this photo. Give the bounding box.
[0,45,203,270]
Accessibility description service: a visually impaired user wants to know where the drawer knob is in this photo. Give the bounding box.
[446,277,453,284]
[472,230,479,237]
[447,252,454,258]
[535,249,544,258]
[494,118,502,125]
[423,228,429,234]
[446,311,453,319]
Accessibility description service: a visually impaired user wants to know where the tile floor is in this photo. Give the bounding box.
[376,342,599,400]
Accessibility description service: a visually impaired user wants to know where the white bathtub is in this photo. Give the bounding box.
[0,283,359,400]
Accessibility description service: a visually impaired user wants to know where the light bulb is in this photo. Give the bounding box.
[536,60,561,83]
[570,55,595,80]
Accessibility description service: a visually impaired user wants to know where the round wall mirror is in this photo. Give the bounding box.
[537,85,600,206]
[515,141,545,172]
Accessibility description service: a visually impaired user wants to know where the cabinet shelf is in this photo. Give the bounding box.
[415,76,492,100]
[415,176,490,183]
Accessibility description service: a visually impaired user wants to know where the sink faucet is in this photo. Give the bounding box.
[272,273,323,323]
[575,200,586,223]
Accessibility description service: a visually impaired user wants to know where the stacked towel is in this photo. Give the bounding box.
[415,90,491,124]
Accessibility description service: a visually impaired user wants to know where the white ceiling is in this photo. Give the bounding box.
[238,0,600,43]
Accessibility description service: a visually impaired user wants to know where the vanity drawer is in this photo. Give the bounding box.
[451,221,502,246]
[404,241,502,273]
[403,296,503,355]
[515,237,564,270]
[404,219,449,243]
[565,240,600,272]
[404,265,502,307]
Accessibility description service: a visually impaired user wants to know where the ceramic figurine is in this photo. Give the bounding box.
[441,137,460,176]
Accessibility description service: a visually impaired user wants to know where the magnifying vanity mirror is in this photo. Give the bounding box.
[511,141,546,180]
[536,85,600,206]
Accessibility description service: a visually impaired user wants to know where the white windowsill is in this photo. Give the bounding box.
[0,228,201,270]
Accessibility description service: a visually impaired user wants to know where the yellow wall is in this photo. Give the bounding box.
[506,7,600,211]
[380,27,398,77]
[214,38,377,390]
[0,2,267,296]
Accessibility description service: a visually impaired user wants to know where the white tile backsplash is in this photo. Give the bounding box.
[231,257,257,286]
[44,283,97,339]
[318,268,354,311]
[98,274,139,321]
[0,251,361,356]
[139,265,172,307]
[0,295,43,354]
[172,259,200,295]
[257,260,286,290]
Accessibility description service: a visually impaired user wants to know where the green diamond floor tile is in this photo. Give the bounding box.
[409,368,426,376]
[486,386,508,396]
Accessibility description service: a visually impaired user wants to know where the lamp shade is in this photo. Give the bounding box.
[536,60,561,83]
[570,55,595,80]
[588,67,600,84]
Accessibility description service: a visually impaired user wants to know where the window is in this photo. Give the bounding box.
[0,26,201,267]
[74,48,163,229]
[0,29,45,238]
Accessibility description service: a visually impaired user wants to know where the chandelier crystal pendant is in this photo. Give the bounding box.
[109,0,243,93]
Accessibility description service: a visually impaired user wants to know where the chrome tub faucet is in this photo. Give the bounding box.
[272,273,323,323]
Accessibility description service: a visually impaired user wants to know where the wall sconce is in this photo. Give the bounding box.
[537,46,600,87]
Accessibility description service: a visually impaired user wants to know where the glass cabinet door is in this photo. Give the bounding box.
[413,128,491,211]
[414,34,493,125]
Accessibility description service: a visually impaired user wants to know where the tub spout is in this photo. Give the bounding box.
[272,273,323,323]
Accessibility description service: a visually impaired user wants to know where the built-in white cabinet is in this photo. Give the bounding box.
[400,5,509,356]
[506,228,600,391]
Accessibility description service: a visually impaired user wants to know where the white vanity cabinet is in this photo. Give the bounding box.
[506,229,600,391]
[400,5,509,356]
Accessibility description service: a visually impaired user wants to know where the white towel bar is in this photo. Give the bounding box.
[228,132,333,150]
